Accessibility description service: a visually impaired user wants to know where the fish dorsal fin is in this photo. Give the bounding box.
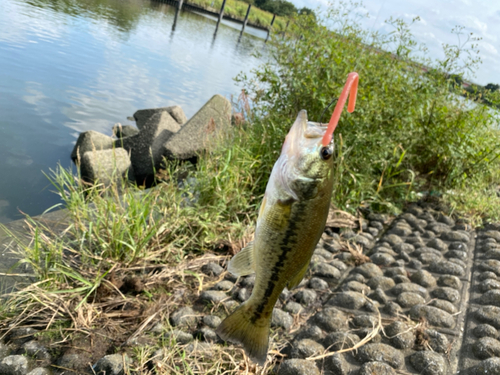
[287,260,311,290]
[228,241,255,277]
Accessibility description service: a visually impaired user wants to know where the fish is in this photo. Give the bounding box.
[216,72,359,366]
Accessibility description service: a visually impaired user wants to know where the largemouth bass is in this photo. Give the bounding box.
[216,73,359,365]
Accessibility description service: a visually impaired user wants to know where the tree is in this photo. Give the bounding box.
[485,83,500,92]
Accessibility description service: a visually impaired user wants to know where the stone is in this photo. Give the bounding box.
[311,263,341,279]
[427,222,451,234]
[330,259,348,272]
[359,361,396,375]
[324,353,349,375]
[410,270,437,288]
[294,289,317,306]
[480,279,500,292]
[133,105,188,127]
[369,288,388,304]
[163,330,193,344]
[480,272,498,281]
[446,250,467,259]
[427,238,448,252]
[285,301,304,314]
[393,243,415,254]
[474,324,498,339]
[272,309,293,330]
[213,280,234,291]
[384,267,407,277]
[448,258,466,268]
[118,110,180,181]
[419,253,442,264]
[485,249,500,260]
[323,332,360,351]
[410,351,446,375]
[441,230,469,242]
[195,327,218,342]
[201,262,223,276]
[473,337,500,359]
[437,275,462,290]
[477,306,500,328]
[482,230,500,242]
[277,359,320,375]
[429,299,457,314]
[308,277,329,291]
[475,357,500,375]
[170,307,199,328]
[112,123,139,139]
[410,305,455,328]
[80,148,133,185]
[429,260,465,276]
[367,276,395,291]
[384,301,402,316]
[480,260,500,276]
[370,253,395,266]
[57,353,88,371]
[21,340,51,363]
[94,353,130,375]
[357,343,404,369]
[237,288,251,302]
[425,329,449,353]
[432,287,460,303]
[342,281,370,294]
[383,234,404,247]
[352,315,378,328]
[290,339,325,359]
[397,292,425,307]
[164,95,231,160]
[393,275,411,284]
[328,291,366,309]
[353,263,383,279]
[315,248,333,260]
[71,130,114,161]
[385,321,415,349]
[240,275,255,287]
[294,325,323,342]
[391,283,429,298]
[450,241,468,251]
[202,315,221,329]
[479,290,500,306]
[310,307,348,332]
[388,225,412,237]
[200,290,227,304]
[0,355,29,375]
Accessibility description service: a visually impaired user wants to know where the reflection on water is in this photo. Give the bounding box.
[0,0,268,223]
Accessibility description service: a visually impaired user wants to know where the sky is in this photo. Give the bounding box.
[291,0,500,86]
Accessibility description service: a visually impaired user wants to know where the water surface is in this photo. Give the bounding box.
[0,0,267,223]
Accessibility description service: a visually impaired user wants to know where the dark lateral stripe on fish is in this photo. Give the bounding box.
[250,202,306,323]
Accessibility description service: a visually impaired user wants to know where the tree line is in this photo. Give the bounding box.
[241,0,314,18]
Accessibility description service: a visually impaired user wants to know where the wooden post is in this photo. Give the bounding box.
[214,0,227,35]
[177,0,184,11]
[265,14,276,43]
[282,19,289,39]
[240,4,252,36]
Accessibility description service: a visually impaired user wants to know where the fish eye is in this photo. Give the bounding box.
[320,146,333,160]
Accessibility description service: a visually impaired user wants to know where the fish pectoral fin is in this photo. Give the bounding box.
[228,241,255,277]
[287,260,311,290]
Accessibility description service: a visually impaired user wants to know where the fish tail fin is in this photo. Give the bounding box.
[215,303,269,366]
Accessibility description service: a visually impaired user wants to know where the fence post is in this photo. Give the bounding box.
[265,14,276,43]
[214,0,227,35]
[240,4,252,37]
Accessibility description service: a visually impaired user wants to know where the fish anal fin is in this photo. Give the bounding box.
[228,241,255,277]
[216,303,269,366]
[287,260,311,290]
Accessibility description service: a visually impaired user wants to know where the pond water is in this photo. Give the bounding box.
[0,0,268,223]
